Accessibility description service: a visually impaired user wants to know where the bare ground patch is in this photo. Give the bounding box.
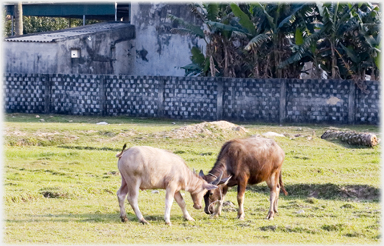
[160,121,248,139]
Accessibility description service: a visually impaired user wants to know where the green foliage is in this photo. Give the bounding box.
[169,14,204,38]
[3,15,102,37]
[230,3,255,36]
[171,2,380,80]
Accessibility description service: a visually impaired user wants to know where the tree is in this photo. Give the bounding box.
[170,3,253,77]
[169,2,381,80]
[14,2,23,36]
[280,2,381,81]
[3,15,102,37]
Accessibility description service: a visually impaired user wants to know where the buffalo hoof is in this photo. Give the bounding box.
[237,214,245,220]
[185,217,195,222]
[120,216,128,223]
[139,219,149,225]
[266,211,274,220]
[165,221,172,226]
[210,214,219,219]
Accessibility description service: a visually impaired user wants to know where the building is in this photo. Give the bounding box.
[4,22,135,75]
[3,3,205,76]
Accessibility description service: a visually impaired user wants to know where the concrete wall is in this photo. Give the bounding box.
[4,73,380,125]
[56,26,135,75]
[4,23,135,75]
[5,3,205,77]
[4,42,59,74]
[130,3,205,76]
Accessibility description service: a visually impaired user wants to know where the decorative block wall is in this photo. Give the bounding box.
[50,74,102,115]
[223,78,281,122]
[4,74,46,113]
[286,79,350,124]
[3,73,380,125]
[105,75,160,117]
[163,77,218,120]
[355,81,380,124]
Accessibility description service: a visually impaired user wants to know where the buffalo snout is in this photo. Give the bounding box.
[193,204,202,209]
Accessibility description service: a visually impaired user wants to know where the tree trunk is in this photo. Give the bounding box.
[321,130,379,147]
[210,56,216,77]
[277,35,283,78]
[254,49,260,78]
[14,2,23,36]
[330,40,337,79]
[223,39,229,77]
[371,68,376,81]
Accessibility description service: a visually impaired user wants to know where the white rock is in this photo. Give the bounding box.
[297,209,305,214]
[96,122,108,125]
[262,132,285,137]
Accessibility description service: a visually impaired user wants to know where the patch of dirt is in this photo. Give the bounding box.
[33,131,61,137]
[110,131,137,141]
[3,129,27,136]
[162,121,248,139]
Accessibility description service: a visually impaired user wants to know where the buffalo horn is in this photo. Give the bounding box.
[199,170,205,177]
[210,171,223,185]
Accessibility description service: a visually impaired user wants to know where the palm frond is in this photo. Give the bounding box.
[206,3,219,21]
[206,20,247,34]
[168,14,205,38]
[244,33,271,50]
[277,4,305,29]
[230,3,256,35]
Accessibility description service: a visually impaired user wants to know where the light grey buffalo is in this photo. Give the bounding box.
[116,144,228,225]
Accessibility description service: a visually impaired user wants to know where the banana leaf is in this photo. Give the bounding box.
[230,3,256,36]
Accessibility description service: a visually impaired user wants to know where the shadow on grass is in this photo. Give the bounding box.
[7,212,183,224]
[247,183,380,202]
[58,145,121,152]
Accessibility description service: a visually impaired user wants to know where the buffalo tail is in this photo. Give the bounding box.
[116,143,127,158]
[279,171,288,196]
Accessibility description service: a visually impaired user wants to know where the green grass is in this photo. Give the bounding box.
[3,113,381,244]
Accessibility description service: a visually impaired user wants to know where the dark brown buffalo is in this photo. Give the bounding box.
[200,137,288,220]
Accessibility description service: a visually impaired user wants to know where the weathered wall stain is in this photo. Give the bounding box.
[130,3,205,76]
[136,48,149,62]
[327,96,342,105]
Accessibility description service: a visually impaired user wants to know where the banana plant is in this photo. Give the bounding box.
[169,3,250,77]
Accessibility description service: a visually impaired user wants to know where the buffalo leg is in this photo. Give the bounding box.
[274,171,281,213]
[117,176,128,222]
[213,185,228,217]
[127,179,148,224]
[266,172,279,220]
[237,179,248,220]
[164,187,176,225]
[174,191,194,221]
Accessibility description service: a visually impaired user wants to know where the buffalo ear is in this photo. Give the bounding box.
[199,170,205,177]
[204,183,218,190]
[210,172,223,185]
[218,175,232,185]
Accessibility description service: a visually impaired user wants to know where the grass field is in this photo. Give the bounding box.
[3,113,381,244]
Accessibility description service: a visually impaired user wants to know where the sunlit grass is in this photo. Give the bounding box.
[3,113,381,244]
